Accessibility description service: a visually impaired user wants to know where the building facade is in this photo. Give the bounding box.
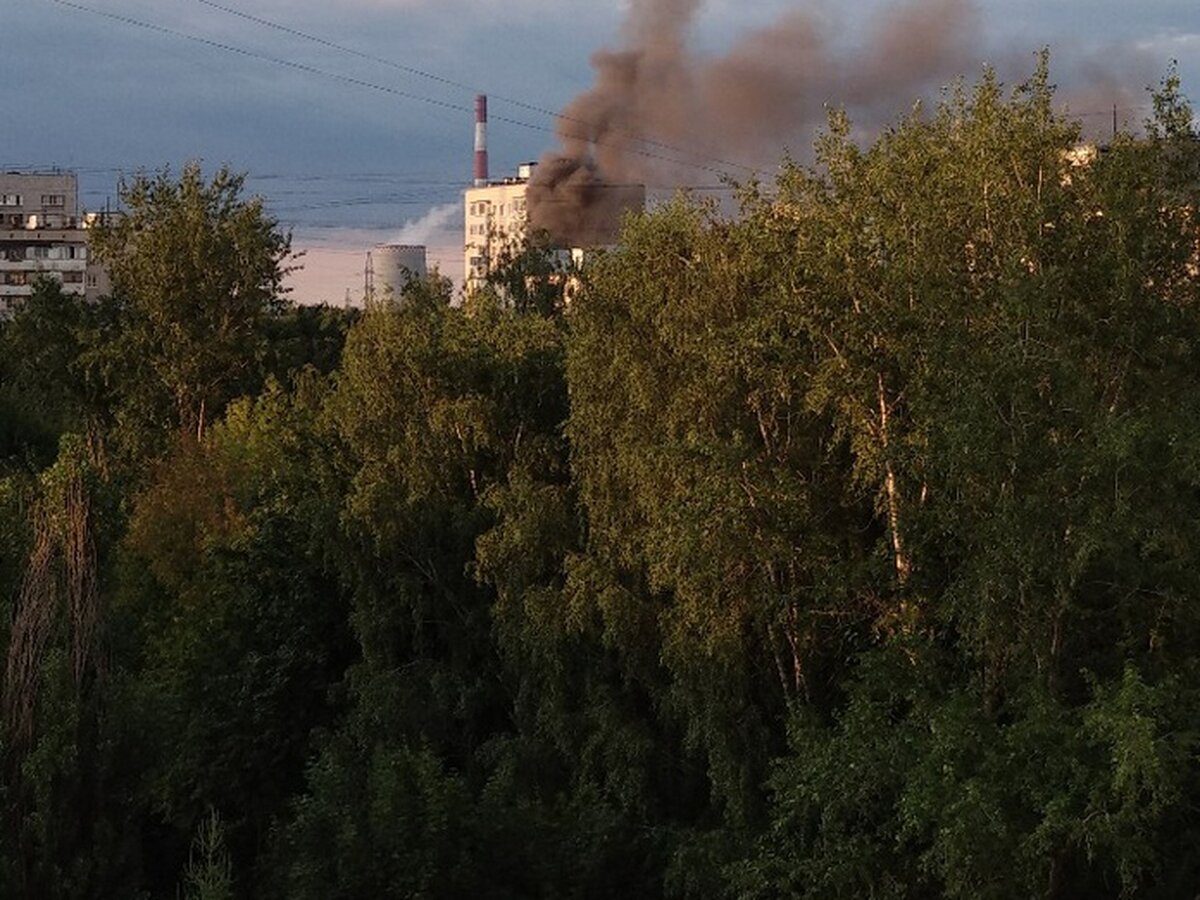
[463,163,536,293]
[0,172,110,317]
[463,161,646,295]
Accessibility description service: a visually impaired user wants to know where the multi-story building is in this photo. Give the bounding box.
[0,172,110,317]
[463,161,646,294]
[463,162,537,292]
[463,98,645,295]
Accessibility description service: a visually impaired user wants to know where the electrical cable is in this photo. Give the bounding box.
[187,0,759,174]
[181,0,1164,165]
[43,0,743,179]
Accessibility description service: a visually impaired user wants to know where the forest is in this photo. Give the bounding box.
[2,62,1200,899]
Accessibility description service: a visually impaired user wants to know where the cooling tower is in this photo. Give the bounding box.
[365,243,427,302]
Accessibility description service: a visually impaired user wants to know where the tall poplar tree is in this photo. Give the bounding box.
[90,163,291,447]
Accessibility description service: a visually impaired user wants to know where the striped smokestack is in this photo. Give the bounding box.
[473,94,489,187]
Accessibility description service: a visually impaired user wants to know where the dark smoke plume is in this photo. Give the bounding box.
[527,0,1152,245]
[529,0,978,243]
[525,157,645,248]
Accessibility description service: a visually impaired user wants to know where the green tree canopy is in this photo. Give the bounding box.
[90,163,292,444]
[3,57,1200,900]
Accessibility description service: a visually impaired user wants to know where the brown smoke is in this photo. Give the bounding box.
[525,157,646,248]
[526,0,1155,245]
[1056,48,1157,139]
[528,0,980,244]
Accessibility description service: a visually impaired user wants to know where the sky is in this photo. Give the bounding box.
[5,0,1198,304]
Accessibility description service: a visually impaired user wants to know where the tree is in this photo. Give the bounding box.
[728,60,1200,899]
[180,810,234,900]
[4,58,1199,900]
[0,438,143,899]
[270,264,654,899]
[90,163,292,444]
[115,375,354,895]
[567,58,1200,898]
[0,279,119,468]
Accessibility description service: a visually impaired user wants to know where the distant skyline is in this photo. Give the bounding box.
[7,0,1198,303]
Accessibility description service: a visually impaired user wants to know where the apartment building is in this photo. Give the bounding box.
[463,162,537,293]
[463,97,644,296]
[0,172,110,316]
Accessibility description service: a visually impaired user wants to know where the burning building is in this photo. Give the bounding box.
[463,94,645,293]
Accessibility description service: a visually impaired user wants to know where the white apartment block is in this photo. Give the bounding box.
[463,163,536,293]
[463,161,646,296]
[0,172,110,317]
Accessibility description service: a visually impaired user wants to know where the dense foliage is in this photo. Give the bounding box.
[2,63,1199,898]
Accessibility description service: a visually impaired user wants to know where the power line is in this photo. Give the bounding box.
[43,0,743,179]
[272,193,453,213]
[13,164,736,194]
[2,163,482,185]
[154,0,1176,171]
[1072,106,1150,118]
[47,0,469,114]
[187,0,758,175]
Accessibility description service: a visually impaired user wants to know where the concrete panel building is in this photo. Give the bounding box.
[463,161,645,294]
[464,162,536,292]
[0,172,109,316]
[463,96,645,296]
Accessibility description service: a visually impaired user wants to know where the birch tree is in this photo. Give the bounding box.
[90,163,291,446]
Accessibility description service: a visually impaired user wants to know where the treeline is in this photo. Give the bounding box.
[2,62,1200,899]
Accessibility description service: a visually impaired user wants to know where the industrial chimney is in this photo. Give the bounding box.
[474,94,489,187]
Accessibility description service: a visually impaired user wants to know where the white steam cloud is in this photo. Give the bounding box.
[391,202,460,246]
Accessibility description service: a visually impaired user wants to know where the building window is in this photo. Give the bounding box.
[41,194,65,207]
[63,271,84,283]
[4,272,28,286]
[30,246,50,260]
[86,273,98,288]
[0,194,22,207]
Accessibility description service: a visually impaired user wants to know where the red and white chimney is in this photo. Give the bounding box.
[474,95,489,187]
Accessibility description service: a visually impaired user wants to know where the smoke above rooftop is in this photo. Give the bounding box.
[567,0,979,180]
[526,0,1149,245]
